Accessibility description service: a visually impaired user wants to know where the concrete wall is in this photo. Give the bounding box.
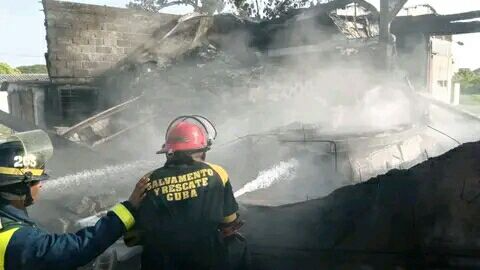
[6,83,45,126]
[43,0,178,84]
[429,36,455,104]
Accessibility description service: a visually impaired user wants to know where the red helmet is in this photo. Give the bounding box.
[157,115,216,154]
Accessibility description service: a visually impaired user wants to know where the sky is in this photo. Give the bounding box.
[0,0,478,69]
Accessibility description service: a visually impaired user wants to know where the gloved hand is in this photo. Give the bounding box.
[219,217,244,239]
[124,229,144,247]
[128,174,150,209]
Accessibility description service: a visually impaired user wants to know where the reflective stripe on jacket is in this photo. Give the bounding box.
[0,201,135,270]
[0,228,18,270]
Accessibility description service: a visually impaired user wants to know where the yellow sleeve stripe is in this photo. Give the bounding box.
[222,213,237,223]
[205,163,229,186]
[0,167,44,177]
[111,203,135,231]
[0,228,20,269]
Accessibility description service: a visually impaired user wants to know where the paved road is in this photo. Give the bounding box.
[427,103,480,155]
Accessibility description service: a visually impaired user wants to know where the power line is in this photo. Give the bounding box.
[427,125,462,145]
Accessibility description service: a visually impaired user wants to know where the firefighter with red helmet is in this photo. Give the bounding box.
[131,116,244,270]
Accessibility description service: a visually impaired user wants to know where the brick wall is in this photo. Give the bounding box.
[42,0,179,84]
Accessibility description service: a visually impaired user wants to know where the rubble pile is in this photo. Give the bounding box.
[52,5,409,157]
[95,6,383,115]
[242,141,480,269]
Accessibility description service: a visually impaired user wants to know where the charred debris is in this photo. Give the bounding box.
[1,1,479,269]
[41,0,386,149]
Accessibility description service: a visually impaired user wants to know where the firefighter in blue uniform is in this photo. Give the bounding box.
[131,116,246,270]
[0,129,148,270]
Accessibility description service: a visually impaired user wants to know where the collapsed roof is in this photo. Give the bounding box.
[46,0,389,149]
[41,0,479,157]
[42,0,480,93]
[42,0,381,86]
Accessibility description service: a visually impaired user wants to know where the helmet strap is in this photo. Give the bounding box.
[23,186,33,207]
[198,151,206,161]
[0,172,35,207]
[22,172,34,207]
[1,183,34,207]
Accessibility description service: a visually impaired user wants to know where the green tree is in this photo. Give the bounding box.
[454,68,480,95]
[235,0,312,19]
[16,64,47,74]
[127,0,315,18]
[0,62,21,74]
[127,0,204,13]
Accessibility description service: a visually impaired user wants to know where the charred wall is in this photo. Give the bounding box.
[42,0,178,85]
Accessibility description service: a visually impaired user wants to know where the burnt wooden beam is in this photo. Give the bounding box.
[433,10,480,22]
[388,0,408,19]
[392,10,480,35]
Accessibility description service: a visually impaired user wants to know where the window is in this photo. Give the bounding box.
[58,88,98,125]
[437,80,448,87]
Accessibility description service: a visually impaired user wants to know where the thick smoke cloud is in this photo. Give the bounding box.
[33,13,444,226]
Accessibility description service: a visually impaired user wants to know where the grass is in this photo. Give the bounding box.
[460,94,480,106]
[0,124,12,139]
[458,94,480,116]
[0,124,12,134]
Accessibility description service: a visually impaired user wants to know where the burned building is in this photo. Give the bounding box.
[1,1,477,269]
[395,5,459,104]
[28,0,478,133]
[29,0,387,151]
[40,0,178,129]
[13,0,471,177]
[25,0,467,204]
[0,74,50,128]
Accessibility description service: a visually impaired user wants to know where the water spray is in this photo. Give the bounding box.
[43,160,157,194]
[234,158,299,198]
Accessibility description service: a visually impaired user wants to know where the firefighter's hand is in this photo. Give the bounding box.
[128,175,149,209]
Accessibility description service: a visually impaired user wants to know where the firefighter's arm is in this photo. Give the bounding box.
[207,163,242,237]
[4,178,147,269]
[220,180,242,238]
[5,202,136,269]
[220,213,244,238]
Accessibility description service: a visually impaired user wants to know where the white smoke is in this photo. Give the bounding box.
[234,158,299,198]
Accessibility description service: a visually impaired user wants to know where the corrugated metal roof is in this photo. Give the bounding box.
[0,74,50,83]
